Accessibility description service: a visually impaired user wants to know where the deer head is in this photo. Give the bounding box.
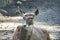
[23,9,39,26]
[19,8,39,26]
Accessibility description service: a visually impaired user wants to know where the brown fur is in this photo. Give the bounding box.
[41,29,50,40]
[13,25,22,40]
[13,9,50,40]
[13,26,50,40]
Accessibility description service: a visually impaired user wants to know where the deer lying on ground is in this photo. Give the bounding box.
[13,9,50,40]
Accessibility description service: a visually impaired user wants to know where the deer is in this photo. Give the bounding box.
[13,8,50,40]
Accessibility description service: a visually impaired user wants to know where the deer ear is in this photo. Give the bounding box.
[35,9,39,16]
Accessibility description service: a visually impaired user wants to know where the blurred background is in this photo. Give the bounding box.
[0,0,60,25]
[0,0,60,40]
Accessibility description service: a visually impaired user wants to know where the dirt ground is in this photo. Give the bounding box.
[0,15,60,40]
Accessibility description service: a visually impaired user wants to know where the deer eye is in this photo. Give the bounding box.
[30,16,34,19]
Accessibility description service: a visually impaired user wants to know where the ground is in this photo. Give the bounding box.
[0,15,60,40]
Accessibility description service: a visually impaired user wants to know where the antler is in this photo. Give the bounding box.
[18,7,25,14]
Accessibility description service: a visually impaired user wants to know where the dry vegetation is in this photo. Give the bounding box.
[0,14,60,40]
